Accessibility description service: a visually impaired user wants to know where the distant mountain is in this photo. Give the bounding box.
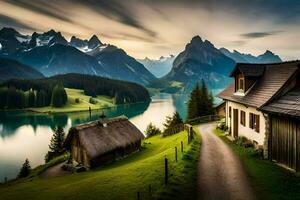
[153,36,235,93]
[17,43,108,77]
[0,27,155,85]
[88,45,155,84]
[0,57,44,82]
[219,48,282,63]
[138,55,175,78]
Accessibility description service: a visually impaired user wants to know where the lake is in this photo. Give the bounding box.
[0,93,189,182]
[0,91,222,182]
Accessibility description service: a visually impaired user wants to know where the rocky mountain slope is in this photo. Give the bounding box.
[0,27,155,85]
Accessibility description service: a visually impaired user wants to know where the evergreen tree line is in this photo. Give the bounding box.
[187,80,215,120]
[1,73,150,105]
[0,84,67,109]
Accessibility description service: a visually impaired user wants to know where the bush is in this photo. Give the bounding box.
[89,97,97,104]
[145,123,161,138]
[18,158,31,178]
[235,136,254,148]
[75,98,80,103]
[217,119,228,131]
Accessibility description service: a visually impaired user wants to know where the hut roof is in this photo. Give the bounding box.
[65,115,145,160]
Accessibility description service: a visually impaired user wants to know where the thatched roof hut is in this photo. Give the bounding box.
[65,115,144,168]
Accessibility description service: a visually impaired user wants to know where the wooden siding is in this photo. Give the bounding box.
[270,115,300,171]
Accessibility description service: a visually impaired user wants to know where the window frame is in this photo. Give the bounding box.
[238,77,245,92]
[240,110,246,126]
[249,113,260,133]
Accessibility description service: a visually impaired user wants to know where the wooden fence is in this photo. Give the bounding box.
[162,124,184,137]
[185,115,221,125]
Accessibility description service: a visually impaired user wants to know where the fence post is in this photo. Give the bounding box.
[89,106,91,118]
[137,191,141,200]
[181,141,183,153]
[175,147,178,162]
[149,184,152,198]
[165,157,168,185]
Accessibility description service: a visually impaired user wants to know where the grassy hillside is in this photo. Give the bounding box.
[28,88,114,113]
[0,130,201,200]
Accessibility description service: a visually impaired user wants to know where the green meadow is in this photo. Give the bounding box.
[0,129,201,200]
[28,88,114,114]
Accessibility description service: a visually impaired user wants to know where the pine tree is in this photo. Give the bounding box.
[163,111,183,130]
[18,158,31,178]
[28,89,35,107]
[145,123,161,138]
[199,79,210,116]
[187,83,201,119]
[45,126,65,162]
[208,91,215,115]
[51,84,67,107]
[49,126,65,153]
[187,80,215,119]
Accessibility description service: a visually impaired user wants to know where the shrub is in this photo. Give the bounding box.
[217,120,228,131]
[75,98,80,103]
[89,97,97,104]
[145,123,161,138]
[18,158,31,178]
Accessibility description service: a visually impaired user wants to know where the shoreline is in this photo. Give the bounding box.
[0,100,151,115]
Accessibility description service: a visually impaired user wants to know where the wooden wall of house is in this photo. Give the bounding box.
[71,136,90,168]
[90,140,141,168]
[270,115,300,171]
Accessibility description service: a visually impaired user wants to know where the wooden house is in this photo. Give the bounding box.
[219,61,300,171]
[64,115,144,169]
[215,102,226,117]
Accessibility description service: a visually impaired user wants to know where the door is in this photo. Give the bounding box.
[270,115,299,171]
[233,109,239,138]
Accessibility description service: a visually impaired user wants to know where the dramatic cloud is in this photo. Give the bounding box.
[240,31,282,39]
[0,0,299,60]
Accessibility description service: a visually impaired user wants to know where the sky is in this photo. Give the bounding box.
[0,0,299,60]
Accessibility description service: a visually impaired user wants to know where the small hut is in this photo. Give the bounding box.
[64,115,144,168]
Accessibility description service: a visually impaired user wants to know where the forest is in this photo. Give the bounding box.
[0,73,150,109]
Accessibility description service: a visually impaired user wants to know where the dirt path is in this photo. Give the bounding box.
[40,162,70,178]
[197,123,255,200]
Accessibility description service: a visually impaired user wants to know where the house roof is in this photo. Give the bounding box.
[218,61,300,108]
[261,88,300,118]
[65,115,145,160]
[230,63,265,77]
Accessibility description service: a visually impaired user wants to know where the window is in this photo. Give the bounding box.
[238,77,245,91]
[240,111,246,126]
[249,113,260,133]
[229,106,232,118]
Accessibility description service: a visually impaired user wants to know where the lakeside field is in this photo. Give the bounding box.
[28,88,115,114]
[215,129,300,199]
[0,129,201,200]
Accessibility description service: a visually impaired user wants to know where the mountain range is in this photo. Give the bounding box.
[138,55,175,78]
[0,27,283,93]
[0,27,155,84]
[151,36,282,93]
[219,48,282,63]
